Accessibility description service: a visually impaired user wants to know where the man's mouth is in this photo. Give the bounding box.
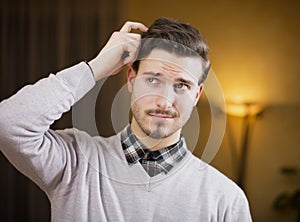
[146,109,178,119]
[149,113,173,119]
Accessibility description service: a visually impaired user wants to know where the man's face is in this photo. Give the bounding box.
[127,49,204,140]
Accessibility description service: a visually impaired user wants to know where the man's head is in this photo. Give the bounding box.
[127,18,210,143]
[132,17,210,84]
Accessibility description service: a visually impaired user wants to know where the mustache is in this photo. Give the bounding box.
[145,109,178,118]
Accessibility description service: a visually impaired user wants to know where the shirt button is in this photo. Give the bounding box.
[148,152,154,160]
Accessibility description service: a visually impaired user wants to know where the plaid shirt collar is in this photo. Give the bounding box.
[121,125,187,177]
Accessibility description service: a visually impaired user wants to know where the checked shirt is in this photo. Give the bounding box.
[121,126,187,177]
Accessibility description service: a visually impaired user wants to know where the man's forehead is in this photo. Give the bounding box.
[139,50,203,83]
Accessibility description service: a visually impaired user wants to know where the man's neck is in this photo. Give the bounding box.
[130,120,181,151]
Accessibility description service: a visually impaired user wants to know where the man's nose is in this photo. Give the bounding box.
[155,86,175,109]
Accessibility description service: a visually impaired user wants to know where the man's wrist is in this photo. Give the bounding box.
[88,58,108,81]
[84,61,95,79]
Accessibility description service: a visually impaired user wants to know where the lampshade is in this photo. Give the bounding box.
[226,102,263,117]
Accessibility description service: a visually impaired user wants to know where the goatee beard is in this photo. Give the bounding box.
[147,122,167,139]
[142,109,179,139]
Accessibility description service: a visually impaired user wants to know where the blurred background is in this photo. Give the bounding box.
[1,0,300,221]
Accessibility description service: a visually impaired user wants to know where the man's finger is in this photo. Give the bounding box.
[121,40,140,64]
[120,21,148,33]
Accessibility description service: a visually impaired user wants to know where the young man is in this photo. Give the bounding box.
[0,18,252,221]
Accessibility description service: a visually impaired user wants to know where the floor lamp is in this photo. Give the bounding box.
[226,102,264,190]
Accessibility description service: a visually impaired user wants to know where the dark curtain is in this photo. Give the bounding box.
[0,0,126,221]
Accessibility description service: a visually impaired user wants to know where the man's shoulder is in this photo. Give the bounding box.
[184,154,252,221]
[54,127,125,168]
[57,127,123,153]
[55,128,120,144]
[52,128,118,155]
[188,154,243,193]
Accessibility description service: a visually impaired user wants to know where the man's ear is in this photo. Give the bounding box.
[194,83,204,106]
[127,67,137,93]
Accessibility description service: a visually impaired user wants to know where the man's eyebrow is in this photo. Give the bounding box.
[175,78,195,86]
[142,72,162,77]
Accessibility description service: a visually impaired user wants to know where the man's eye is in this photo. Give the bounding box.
[146,77,158,83]
[174,83,188,90]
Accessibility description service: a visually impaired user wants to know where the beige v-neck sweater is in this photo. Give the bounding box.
[0,62,252,221]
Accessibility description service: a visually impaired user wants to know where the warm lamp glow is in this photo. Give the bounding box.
[225,101,264,190]
[226,102,263,117]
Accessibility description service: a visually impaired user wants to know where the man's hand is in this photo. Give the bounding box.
[89,21,148,81]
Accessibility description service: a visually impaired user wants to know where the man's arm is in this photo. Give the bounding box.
[0,63,95,192]
[0,21,147,193]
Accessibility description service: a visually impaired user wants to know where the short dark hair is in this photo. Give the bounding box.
[132,17,210,83]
